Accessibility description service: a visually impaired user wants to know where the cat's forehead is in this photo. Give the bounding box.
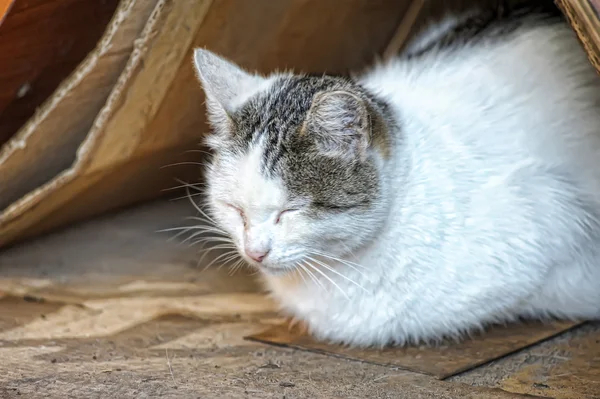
[216,124,378,211]
[223,140,288,210]
[213,75,379,210]
[231,75,350,149]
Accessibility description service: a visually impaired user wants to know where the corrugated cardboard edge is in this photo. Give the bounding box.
[0,0,159,209]
[556,0,600,74]
[0,0,14,27]
[0,0,147,162]
[0,0,215,246]
[0,0,172,234]
[0,0,410,248]
[82,0,215,173]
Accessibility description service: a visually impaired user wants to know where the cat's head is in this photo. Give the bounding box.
[192,49,393,275]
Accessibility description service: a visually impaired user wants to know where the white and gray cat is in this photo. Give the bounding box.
[191,5,600,347]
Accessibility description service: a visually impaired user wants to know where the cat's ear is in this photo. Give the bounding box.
[193,48,268,129]
[303,90,371,161]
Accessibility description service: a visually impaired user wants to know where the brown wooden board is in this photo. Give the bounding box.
[247,321,581,380]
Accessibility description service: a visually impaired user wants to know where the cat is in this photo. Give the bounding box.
[191,5,600,347]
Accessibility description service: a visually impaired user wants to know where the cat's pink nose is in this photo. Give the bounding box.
[245,248,270,263]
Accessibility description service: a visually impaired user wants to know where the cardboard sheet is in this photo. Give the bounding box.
[0,0,160,240]
[247,320,580,380]
[0,0,409,248]
[0,0,13,26]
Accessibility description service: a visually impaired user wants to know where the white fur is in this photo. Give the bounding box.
[206,137,319,271]
[402,11,478,56]
[197,19,600,346]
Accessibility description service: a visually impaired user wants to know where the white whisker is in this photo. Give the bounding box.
[228,258,246,275]
[339,241,362,264]
[158,224,226,243]
[162,181,206,192]
[185,188,219,226]
[302,261,326,291]
[156,227,194,242]
[190,237,234,247]
[181,228,232,245]
[306,256,369,293]
[201,250,239,271]
[308,251,368,278]
[304,260,349,300]
[179,227,229,236]
[180,222,228,237]
[194,242,236,263]
[170,191,206,201]
[160,161,209,169]
[220,253,242,267]
[172,230,229,244]
[181,230,210,245]
[310,250,368,270]
[184,149,213,156]
[156,226,193,233]
[296,264,307,285]
[200,244,237,252]
[198,247,236,269]
[299,263,322,291]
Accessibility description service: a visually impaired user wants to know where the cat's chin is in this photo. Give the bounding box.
[256,264,297,277]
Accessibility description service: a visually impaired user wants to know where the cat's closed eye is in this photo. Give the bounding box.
[224,202,299,225]
[225,203,247,226]
[275,209,300,224]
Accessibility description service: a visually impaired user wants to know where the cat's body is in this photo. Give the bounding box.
[192,5,600,347]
